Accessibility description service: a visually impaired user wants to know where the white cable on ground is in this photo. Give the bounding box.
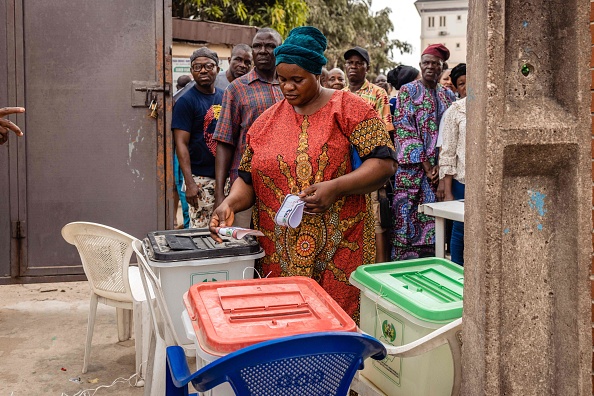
[60,361,146,396]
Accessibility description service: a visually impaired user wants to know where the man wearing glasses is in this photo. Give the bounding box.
[343,46,394,263]
[172,47,224,228]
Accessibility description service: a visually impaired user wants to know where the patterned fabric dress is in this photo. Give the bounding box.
[237,90,395,320]
[342,80,393,132]
[392,80,456,260]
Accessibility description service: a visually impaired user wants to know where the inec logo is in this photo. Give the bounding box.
[382,320,396,342]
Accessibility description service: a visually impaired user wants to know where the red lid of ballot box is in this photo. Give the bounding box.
[183,276,357,356]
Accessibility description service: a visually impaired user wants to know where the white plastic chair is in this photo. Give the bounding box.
[350,317,463,396]
[61,221,151,384]
[132,239,196,396]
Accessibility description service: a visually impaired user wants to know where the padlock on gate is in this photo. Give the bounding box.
[148,99,159,119]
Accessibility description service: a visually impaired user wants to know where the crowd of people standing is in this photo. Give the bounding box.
[171,26,466,320]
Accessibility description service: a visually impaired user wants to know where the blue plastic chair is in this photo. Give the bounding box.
[165,331,387,396]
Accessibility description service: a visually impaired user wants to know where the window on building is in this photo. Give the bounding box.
[428,16,435,28]
[457,15,462,21]
[439,16,446,27]
[456,43,460,49]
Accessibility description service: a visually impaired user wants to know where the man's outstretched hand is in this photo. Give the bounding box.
[0,107,25,145]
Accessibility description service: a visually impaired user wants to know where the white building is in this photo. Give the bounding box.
[415,0,468,66]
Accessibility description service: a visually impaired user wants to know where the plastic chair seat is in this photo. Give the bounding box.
[129,266,149,302]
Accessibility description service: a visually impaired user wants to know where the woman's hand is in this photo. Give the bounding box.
[299,180,340,214]
[209,202,235,243]
[209,177,255,242]
[436,179,445,201]
[441,174,454,201]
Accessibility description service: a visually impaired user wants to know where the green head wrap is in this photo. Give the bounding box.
[274,26,327,75]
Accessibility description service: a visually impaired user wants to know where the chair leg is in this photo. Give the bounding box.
[149,335,167,396]
[82,293,99,374]
[129,307,135,340]
[117,307,132,341]
[141,301,152,378]
[143,324,156,396]
[133,300,146,386]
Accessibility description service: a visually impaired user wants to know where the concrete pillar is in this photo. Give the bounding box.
[463,0,592,394]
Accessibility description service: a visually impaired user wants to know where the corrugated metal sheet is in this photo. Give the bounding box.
[173,18,258,46]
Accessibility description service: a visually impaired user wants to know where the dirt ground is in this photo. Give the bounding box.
[0,282,144,395]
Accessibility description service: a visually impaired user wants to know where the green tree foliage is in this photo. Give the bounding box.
[307,0,412,75]
[172,0,411,75]
[173,0,308,37]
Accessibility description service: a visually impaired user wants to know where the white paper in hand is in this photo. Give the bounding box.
[275,194,305,228]
[216,227,264,239]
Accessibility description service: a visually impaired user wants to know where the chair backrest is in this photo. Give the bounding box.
[62,221,137,302]
[132,239,181,347]
[166,331,387,396]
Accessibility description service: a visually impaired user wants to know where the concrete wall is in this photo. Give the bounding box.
[464,0,592,394]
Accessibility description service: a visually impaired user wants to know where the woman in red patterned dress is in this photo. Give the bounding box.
[209,26,397,320]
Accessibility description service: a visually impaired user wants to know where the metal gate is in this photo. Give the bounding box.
[0,0,173,283]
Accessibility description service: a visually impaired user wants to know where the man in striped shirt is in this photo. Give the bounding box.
[213,28,284,228]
